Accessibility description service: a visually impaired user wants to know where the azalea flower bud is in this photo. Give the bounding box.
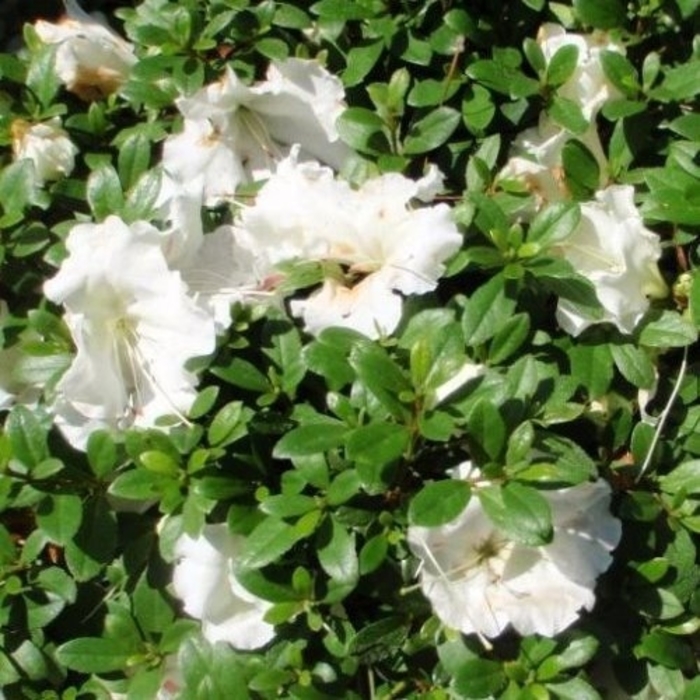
[34,0,136,101]
[171,524,275,650]
[555,184,668,336]
[11,117,78,184]
[538,23,625,119]
[408,472,621,639]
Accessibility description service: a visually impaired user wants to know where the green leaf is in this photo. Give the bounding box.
[326,470,362,506]
[311,0,378,20]
[403,107,461,155]
[6,405,48,468]
[659,461,700,495]
[653,61,700,102]
[600,50,639,97]
[454,659,507,698]
[141,450,180,477]
[635,630,694,670]
[557,634,600,668]
[408,479,471,527]
[467,59,540,98]
[545,677,601,700]
[359,535,388,574]
[345,423,410,466]
[637,311,698,348]
[528,202,581,247]
[86,431,118,477]
[0,54,27,83]
[133,573,175,633]
[0,160,38,215]
[117,133,151,190]
[124,167,162,221]
[303,339,355,390]
[317,516,359,586]
[238,517,308,569]
[569,342,614,398]
[348,617,410,663]
[343,41,384,87]
[562,138,600,198]
[192,475,249,500]
[36,494,82,545]
[188,385,219,420]
[668,113,700,141]
[26,44,60,108]
[264,320,306,397]
[478,482,553,546]
[462,84,496,133]
[108,468,175,500]
[462,274,517,346]
[610,343,656,388]
[335,107,390,154]
[64,497,117,581]
[87,165,125,221]
[273,422,348,458]
[489,313,531,364]
[211,357,272,393]
[260,494,318,518]
[549,96,589,135]
[546,45,579,87]
[207,401,250,447]
[467,399,506,461]
[349,342,412,418]
[179,638,250,700]
[573,0,627,29]
[56,637,139,674]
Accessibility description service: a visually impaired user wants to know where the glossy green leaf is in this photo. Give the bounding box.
[36,494,82,546]
[462,274,517,347]
[408,479,471,527]
[478,482,552,546]
[403,107,461,155]
[273,422,348,458]
[573,0,627,28]
[345,423,410,465]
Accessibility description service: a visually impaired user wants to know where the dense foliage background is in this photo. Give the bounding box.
[2,0,700,698]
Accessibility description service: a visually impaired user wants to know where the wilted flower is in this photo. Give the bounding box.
[236,151,462,338]
[171,524,275,650]
[11,117,78,185]
[44,216,216,448]
[34,0,136,100]
[162,58,350,203]
[555,185,667,336]
[408,472,621,639]
[538,23,624,119]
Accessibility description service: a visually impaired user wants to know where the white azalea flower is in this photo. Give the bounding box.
[11,117,78,185]
[34,0,136,100]
[236,152,462,338]
[171,524,275,650]
[555,185,667,336]
[162,59,350,203]
[408,475,621,639]
[153,175,272,331]
[43,216,216,448]
[538,23,624,119]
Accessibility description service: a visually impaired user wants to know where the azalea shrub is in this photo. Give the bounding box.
[2,0,700,697]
